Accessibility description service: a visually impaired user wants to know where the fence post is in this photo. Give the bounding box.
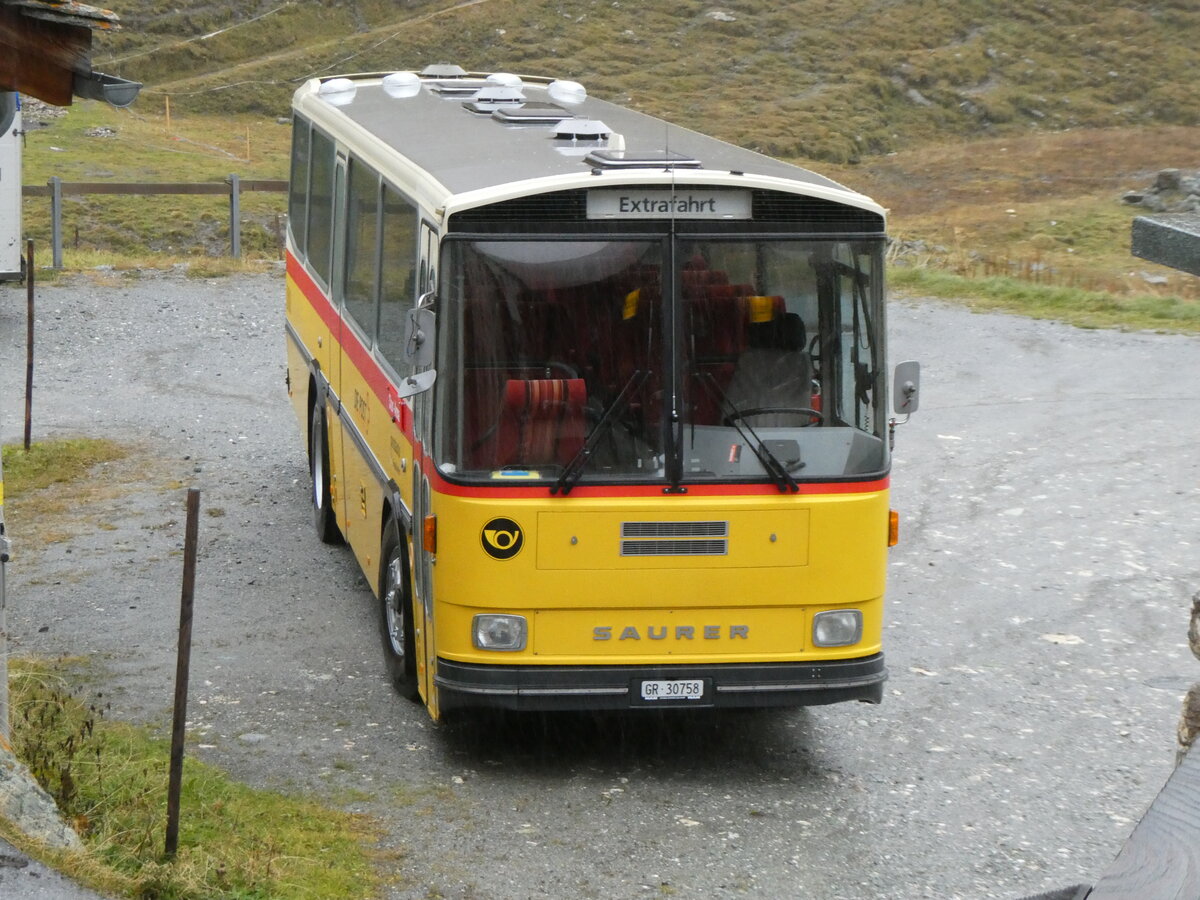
[48,177,62,269]
[228,174,240,259]
[165,487,200,859]
[24,240,33,451]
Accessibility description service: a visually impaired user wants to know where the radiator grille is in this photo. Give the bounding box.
[621,521,729,556]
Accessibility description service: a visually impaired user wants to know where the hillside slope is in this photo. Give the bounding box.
[93,0,1200,163]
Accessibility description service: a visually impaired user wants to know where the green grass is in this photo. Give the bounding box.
[6,659,381,900]
[85,0,1200,159]
[890,266,1200,332]
[2,439,129,498]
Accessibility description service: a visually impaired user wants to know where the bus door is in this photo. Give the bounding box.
[410,221,439,704]
[333,153,384,572]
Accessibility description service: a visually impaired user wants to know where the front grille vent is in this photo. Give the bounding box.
[751,190,884,233]
[621,521,729,557]
[449,190,588,228]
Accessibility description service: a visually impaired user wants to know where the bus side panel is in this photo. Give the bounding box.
[427,489,889,667]
[330,336,386,594]
[285,253,337,387]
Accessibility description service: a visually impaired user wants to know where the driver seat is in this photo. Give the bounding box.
[725,313,815,427]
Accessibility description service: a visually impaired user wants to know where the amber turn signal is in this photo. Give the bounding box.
[423,514,437,553]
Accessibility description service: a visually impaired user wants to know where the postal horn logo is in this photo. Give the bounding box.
[481,517,523,560]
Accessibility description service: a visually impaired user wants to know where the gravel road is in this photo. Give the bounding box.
[1,269,1198,899]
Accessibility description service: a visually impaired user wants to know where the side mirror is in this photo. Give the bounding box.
[892,360,920,415]
[403,307,435,369]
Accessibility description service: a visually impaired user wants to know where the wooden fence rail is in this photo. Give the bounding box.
[21,176,288,265]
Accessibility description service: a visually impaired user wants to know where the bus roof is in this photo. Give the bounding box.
[293,71,884,219]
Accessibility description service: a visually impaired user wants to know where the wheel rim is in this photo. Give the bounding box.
[311,417,325,511]
[384,556,406,659]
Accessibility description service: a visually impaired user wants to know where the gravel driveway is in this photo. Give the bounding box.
[1,269,1198,899]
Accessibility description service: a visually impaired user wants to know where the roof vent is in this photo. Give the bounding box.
[487,72,523,88]
[554,118,610,140]
[583,149,703,170]
[421,64,468,78]
[318,78,356,106]
[463,86,526,113]
[472,86,525,103]
[548,80,587,104]
[383,71,421,99]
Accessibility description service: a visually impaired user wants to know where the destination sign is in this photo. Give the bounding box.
[587,189,752,220]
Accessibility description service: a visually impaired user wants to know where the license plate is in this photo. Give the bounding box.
[640,679,706,702]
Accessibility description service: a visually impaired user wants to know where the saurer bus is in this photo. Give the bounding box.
[285,65,920,720]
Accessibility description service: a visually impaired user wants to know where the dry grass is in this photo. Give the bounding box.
[828,126,1200,303]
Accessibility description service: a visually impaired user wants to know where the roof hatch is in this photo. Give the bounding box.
[583,149,703,170]
[491,103,572,124]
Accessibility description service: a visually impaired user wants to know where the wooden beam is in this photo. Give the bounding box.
[1088,745,1200,899]
[0,6,92,105]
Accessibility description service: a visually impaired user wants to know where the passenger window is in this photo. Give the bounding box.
[306,129,336,286]
[344,160,380,342]
[288,119,310,254]
[378,186,418,371]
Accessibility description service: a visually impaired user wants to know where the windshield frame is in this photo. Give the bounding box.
[431,228,889,490]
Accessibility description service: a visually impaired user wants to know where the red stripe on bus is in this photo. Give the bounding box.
[288,251,416,443]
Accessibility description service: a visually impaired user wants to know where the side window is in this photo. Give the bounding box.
[344,159,380,342]
[306,129,336,287]
[377,185,418,371]
[288,118,310,255]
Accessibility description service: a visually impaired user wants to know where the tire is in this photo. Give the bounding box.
[379,521,421,702]
[309,400,343,545]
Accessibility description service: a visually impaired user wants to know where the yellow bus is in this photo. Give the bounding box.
[285,66,919,719]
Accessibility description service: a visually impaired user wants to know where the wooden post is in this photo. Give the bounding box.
[228,174,240,259]
[48,177,62,269]
[165,488,200,859]
[24,240,33,451]
[165,95,171,133]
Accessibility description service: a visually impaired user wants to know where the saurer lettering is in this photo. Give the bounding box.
[593,625,750,640]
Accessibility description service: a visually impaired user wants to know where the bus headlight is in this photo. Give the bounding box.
[473,614,527,651]
[812,610,863,647]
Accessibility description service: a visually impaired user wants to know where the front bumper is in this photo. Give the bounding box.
[435,653,886,712]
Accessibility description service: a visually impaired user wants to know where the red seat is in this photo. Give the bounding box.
[493,378,588,467]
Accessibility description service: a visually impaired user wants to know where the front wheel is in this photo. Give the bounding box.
[379,522,420,702]
[310,400,343,545]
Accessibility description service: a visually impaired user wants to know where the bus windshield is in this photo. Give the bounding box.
[434,236,887,486]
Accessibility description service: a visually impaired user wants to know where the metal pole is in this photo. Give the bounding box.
[228,174,240,259]
[0,445,10,744]
[24,241,33,451]
[165,488,200,859]
[48,177,62,269]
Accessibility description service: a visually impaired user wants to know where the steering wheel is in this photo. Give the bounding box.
[723,407,821,427]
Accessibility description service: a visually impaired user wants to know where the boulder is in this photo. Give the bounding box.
[0,736,82,851]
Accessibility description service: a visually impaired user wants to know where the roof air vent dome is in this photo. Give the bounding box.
[548,80,587,104]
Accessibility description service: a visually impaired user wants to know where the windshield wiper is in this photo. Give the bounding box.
[698,373,799,493]
[551,370,648,496]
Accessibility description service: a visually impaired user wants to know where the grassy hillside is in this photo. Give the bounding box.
[91,0,1200,163]
[11,0,1198,329]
